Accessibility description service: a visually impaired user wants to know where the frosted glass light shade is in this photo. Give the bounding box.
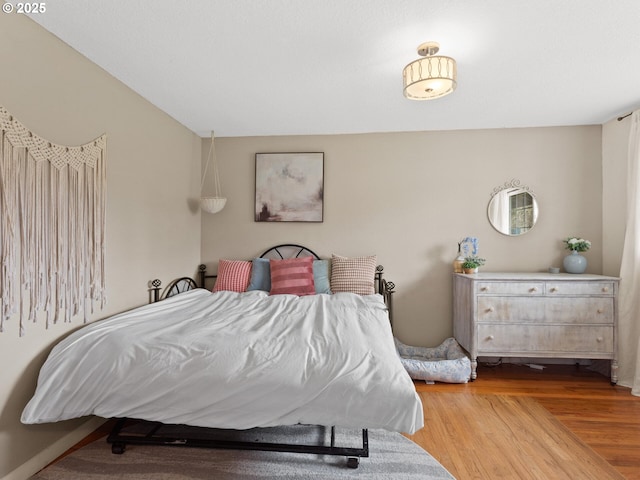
[403,54,457,100]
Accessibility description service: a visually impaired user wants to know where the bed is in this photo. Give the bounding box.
[21,245,423,468]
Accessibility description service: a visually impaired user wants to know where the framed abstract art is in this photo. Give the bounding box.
[255,152,324,222]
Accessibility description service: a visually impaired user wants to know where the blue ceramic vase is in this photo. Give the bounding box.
[563,250,587,274]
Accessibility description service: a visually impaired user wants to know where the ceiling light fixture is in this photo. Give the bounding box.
[403,41,457,100]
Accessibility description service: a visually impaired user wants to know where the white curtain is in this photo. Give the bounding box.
[618,110,640,396]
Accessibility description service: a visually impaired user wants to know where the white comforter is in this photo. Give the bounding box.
[22,289,423,434]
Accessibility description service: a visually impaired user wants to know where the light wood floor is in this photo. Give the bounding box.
[405,363,640,480]
[59,363,640,479]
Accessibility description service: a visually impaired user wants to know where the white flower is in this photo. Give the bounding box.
[563,236,591,252]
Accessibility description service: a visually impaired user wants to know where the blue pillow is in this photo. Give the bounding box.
[313,259,332,294]
[247,257,332,294]
[247,257,271,291]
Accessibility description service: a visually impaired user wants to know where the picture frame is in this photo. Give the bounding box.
[255,152,324,222]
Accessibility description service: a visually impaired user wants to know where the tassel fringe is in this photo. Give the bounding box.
[0,106,107,336]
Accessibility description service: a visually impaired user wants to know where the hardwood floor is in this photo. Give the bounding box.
[58,363,640,479]
[406,363,640,480]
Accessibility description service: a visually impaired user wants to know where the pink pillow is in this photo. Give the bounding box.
[269,257,316,296]
[213,259,252,292]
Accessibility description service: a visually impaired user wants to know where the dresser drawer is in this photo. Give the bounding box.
[476,282,544,295]
[477,297,614,324]
[546,282,615,296]
[477,325,614,354]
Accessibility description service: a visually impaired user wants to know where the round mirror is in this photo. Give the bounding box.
[488,181,539,236]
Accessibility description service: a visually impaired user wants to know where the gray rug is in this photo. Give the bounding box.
[31,426,455,479]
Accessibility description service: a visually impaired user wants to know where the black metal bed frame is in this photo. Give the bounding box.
[108,244,395,469]
[150,244,396,326]
[108,420,369,469]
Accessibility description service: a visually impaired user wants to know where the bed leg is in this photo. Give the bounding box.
[107,418,129,454]
[347,457,360,469]
[346,428,368,468]
[111,442,125,454]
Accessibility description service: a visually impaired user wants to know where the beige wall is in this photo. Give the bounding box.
[0,14,201,479]
[202,126,604,346]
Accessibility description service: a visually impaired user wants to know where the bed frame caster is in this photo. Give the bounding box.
[111,442,126,454]
[347,456,360,469]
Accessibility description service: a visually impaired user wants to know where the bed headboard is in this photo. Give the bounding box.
[258,244,393,300]
[195,244,321,290]
[150,244,396,325]
[259,244,320,260]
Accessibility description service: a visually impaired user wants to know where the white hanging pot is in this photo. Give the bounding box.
[200,131,226,214]
[201,196,227,214]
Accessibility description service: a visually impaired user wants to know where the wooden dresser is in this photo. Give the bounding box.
[453,272,619,382]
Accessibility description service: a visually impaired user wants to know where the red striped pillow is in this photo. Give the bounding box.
[212,259,252,292]
[269,257,316,296]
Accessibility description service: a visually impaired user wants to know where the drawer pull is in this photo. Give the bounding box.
[550,287,558,293]
[597,309,603,314]
[486,306,495,313]
[487,335,494,340]
[529,287,538,293]
[602,287,609,293]
[480,286,489,292]
[597,337,604,342]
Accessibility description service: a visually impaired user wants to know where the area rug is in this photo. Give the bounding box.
[31,426,455,479]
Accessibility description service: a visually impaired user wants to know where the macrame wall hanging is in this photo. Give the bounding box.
[0,105,107,336]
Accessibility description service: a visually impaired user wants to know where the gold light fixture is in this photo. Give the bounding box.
[403,41,457,100]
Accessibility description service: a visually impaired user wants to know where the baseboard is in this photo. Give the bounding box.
[1,417,106,480]
[479,357,594,366]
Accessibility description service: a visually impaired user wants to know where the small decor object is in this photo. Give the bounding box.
[255,152,324,222]
[453,237,478,272]
[562,237,590,274]
[462,256,486,274]
[453,242,465,273]
[200,131,226,214]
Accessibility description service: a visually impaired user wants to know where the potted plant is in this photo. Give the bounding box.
[462,256,486,274]
[562,236,591,273]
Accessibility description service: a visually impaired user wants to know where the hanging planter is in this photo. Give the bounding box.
[200,131,226,214]
[201,196,226,214]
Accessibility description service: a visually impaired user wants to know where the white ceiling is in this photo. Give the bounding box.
[27,0,640,138]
